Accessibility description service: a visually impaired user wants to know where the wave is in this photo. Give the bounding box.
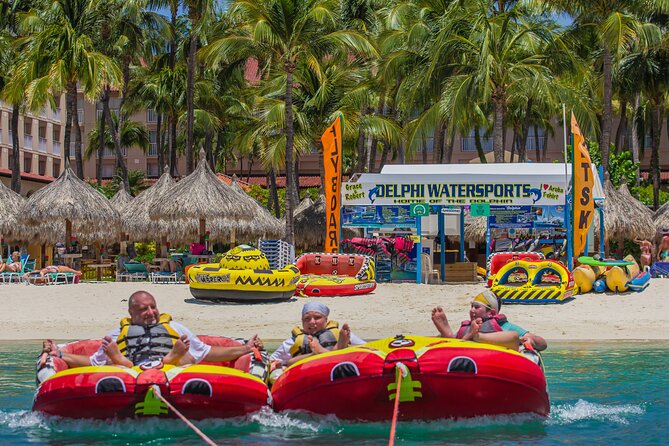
[550,399,645,425]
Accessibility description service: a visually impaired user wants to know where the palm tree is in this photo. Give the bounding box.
[528,0,668,178]
[435,1,562,163]
[17,0,122,178]
[202,0,376,244]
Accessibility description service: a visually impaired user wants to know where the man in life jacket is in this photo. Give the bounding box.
[431,290,547,351]
[269,301,366,367]
[42,290,263,367]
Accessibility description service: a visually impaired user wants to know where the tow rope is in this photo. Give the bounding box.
[388,362,408,446]
[151,385,217,446]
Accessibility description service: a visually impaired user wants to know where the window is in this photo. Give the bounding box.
[147,163,159,177]
[461,130,493,152]
[53,159,61,176]
[147,109,158,123]
[23,155,32,173]
[102,164,115,178]
[38,156,47,176]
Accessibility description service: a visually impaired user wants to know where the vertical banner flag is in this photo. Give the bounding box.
[322,115,343,253]
[572,112,594,257]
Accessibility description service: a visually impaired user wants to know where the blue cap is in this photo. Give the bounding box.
[302,301,330,317]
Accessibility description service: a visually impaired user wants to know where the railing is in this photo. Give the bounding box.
[96,108,119,120]
[24,134,33,149]
[102,146,127,158]
[53,108,61,120]
[39,137,47,152]
[77,109,84,123]
[148,143,158,156]
[147,109,158,123]
[39,108,47,118]
[53,141,61,155]
[525,136,546,152]
[461,136,493,152]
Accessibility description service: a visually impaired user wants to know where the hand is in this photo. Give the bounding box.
[308,335,328,354]
[245,335,264,352]
[42,339,60,357]
[463,318,482,342]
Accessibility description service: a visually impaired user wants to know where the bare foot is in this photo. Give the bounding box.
[245,334,264,352]
[163,335,190,365]
[431,306,453,337]
[462,318,482,342]
[101,336,131,366]
[308,335,328,354]
[336,323,351,350]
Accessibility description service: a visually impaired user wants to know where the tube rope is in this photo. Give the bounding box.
[388,362,409,446]
[151,385,217,446]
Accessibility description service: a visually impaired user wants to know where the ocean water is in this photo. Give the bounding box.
[0,341,666,445]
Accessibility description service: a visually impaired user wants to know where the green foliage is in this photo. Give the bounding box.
[587,141,639,188]
[633,183,669,206]
[245,184,321,216]
[87,170,150,198]
[133,242,155,263]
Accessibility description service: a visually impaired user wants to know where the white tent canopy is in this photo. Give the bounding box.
[344,163,604,206]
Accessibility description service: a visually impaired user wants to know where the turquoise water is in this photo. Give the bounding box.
[1,341,667,445]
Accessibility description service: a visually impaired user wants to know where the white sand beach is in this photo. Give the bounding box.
[0,281,665,341]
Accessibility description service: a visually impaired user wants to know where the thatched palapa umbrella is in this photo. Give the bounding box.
[222,178,283,240]
[592,180,655,243]
[122,166,177,242]
[110,188,133,212]
[23,167,120,246]
[294,195,358,250]
[149,150,256,245]
[464,216,487,244]
[653,201,669,236]
[0,181,26,241]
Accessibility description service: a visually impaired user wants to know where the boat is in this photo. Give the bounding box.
[271,335,549,421]
[187,245,300,302]
[491,259,575,303]
[33,336,271,419]
[627,268,651,292]
[294,253,377,297]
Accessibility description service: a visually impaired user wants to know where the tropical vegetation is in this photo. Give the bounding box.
[3,0,669,242]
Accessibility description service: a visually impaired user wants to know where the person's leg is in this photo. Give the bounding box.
[0,263,5,273]
[58,266,82,275]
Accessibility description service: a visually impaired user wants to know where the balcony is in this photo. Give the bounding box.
[39,137,47,153]
[24,134,33,149]
[53,141,61,155]
[148,143,158,156]
[102,147,127,158]
[461,136,493,152]
[39,108,47,118]
[53,108,61,121]
[147,109,158,123]
[96,108,119,120]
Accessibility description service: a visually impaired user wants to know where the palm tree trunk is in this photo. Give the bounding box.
[600,46,613,180]
[520,98,532,162]
[439,125,447,163]
[650,100,662,210]
[293,157,300,206]
[284,66,296,245]
[268,168,280,218]
[422,139,428,163]
[97,90,108,185]
[474,126,486,163]
[510,127,517,162]
[170,112,178,177]
[316,139,325,194]
[10,104,21,192]
[492,94,505,163]
[157,113,164,173]
[103,89,129,192]
[615,99,627,153]
[432,122,444,164]
[632,94,641,185]
[68,81,84,178]
[445,131,455,163]
[534,125,541,162]
[64,86,74,167]
[186,28,197,174]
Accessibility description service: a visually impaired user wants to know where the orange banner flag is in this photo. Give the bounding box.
[572,113,594,257]
[321,115,343,253]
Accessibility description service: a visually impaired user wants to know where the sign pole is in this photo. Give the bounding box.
[563,104,573,270]
[459,209,465,262]
[416,217,422,284]
[439,208,446,282]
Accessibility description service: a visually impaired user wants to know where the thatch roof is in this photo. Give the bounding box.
[149,151,255,222]
[592,180,655,242]
[0,181,26,240]
[227,180,283,239]
[653,200,669,236]
[22,167,120,244]
[294,197,313,217]
[464,216,487,243]
[110,188,133,212]
[294,195,358,250]
[122,169,177,242]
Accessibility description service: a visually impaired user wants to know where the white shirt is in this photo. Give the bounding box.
[270,331,366,365]
[89,321,211,366]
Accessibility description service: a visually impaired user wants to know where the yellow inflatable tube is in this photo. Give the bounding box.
[188,245,299,302]
[491,259,575,303]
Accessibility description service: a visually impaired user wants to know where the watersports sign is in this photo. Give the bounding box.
[342,180,565,206]
[342,205,416,228]
[322,115,343,253]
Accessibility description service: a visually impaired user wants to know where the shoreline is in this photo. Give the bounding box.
[1,281,666,341]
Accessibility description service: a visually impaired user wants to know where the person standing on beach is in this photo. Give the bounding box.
[41,290,263,368]
[431,290,547,351]
[270,302,365,367]
[634,239,653,269]
[658,236,669,261]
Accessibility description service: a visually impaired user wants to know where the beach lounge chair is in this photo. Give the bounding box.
[1,254,30,284]
[121,262,150,281]
[149,255,194,284]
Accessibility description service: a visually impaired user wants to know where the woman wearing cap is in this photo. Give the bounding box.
[270,302,366,367]
[431,290,547,351]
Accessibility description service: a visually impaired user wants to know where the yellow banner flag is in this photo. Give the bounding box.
[572,113,594,257]
[321,115,343,253]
